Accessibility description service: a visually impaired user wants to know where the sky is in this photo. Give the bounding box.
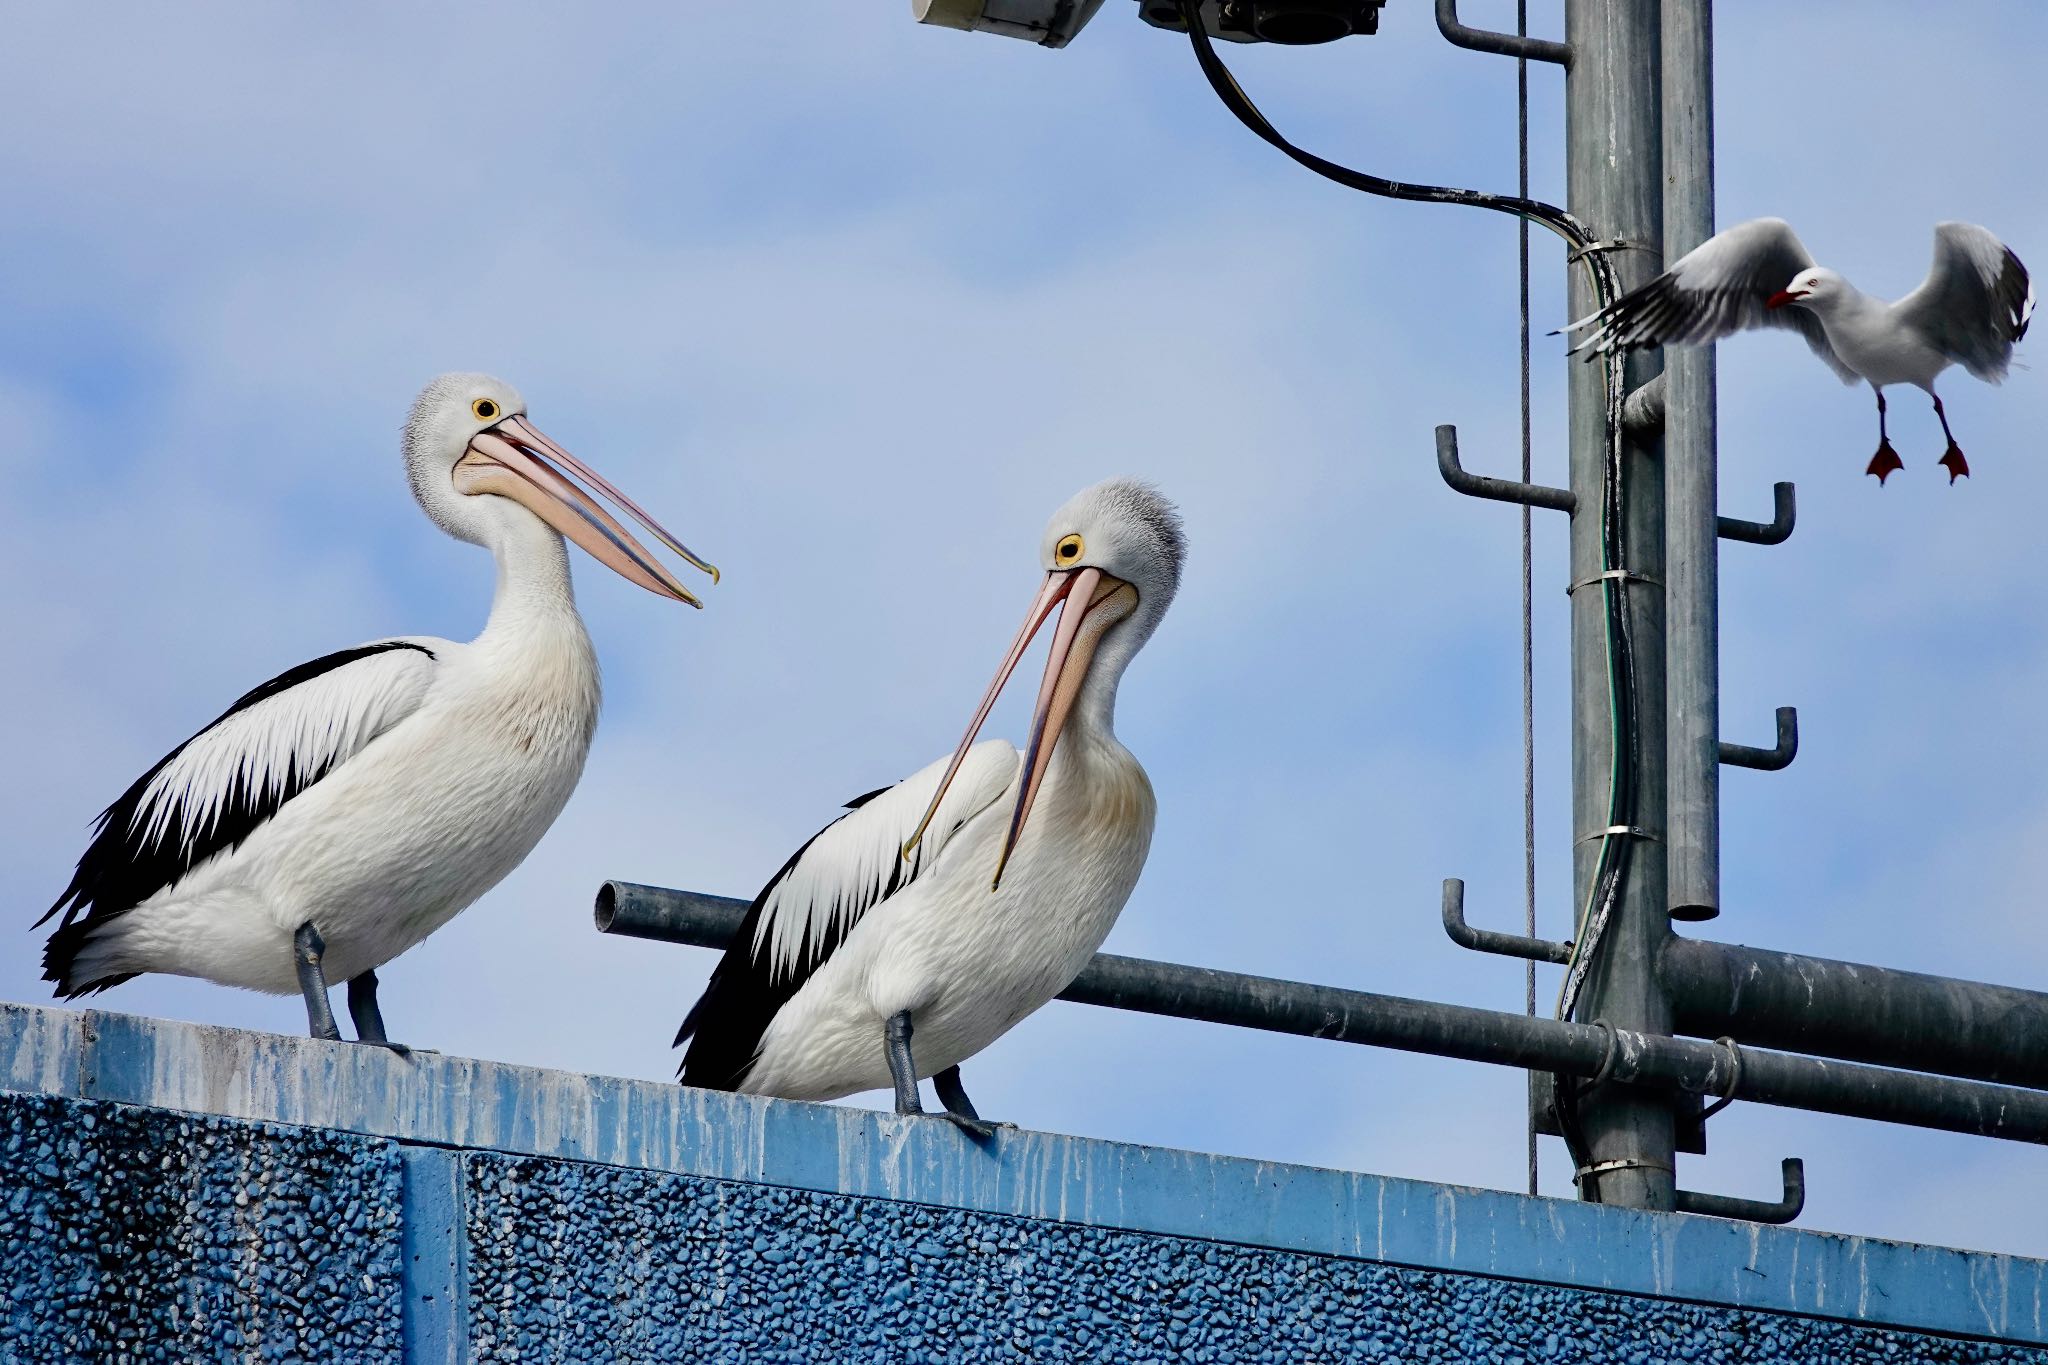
[2,2,2045,1259]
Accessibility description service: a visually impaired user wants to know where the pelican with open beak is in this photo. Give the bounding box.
[40,372,715,1050]
[676,478,1184,1135]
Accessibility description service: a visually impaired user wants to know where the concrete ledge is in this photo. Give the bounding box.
[3,1000,2045,1355]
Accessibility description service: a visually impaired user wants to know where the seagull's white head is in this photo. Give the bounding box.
[1766,267,1846,313]
[906,477,1186,889]
[402,372,717,605]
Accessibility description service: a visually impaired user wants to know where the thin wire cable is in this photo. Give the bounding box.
[1170,0,1638,1169]
[1516,0,1538,1202]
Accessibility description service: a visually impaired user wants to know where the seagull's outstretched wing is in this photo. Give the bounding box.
[675,739,1018,1090]
[1563,218,1855,382]
[40,639,440,995]
[1895,223,2034,384]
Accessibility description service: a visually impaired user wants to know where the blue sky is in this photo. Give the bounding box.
[3,2,2045,1257]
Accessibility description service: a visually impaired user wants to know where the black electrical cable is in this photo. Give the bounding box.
[1170,0,1644,1185]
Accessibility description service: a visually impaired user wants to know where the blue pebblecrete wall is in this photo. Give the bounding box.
[1,1093,402,1364]
[2,1001,2044,1363]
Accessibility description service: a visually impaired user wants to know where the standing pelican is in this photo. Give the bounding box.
[677,479,1183,1134]
[39,373,715,1049]
[1565,219,2033,483]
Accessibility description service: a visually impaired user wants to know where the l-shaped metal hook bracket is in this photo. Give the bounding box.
[1720,707,1798,771]
[1435,425,1576,513]
[1718,482,1796,545]
[1620,378,1799,546]
[1442,878,1573,965]
[1676,1157,1806,1225]
[1435,0,1570,66]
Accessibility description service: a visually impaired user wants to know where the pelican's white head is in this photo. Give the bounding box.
[1766,266,1847,313]
[402,372,716,605]
[1038,477,1186,649]
[907,477,1186,888]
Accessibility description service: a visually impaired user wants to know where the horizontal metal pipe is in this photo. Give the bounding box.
[599,881,2048,1145]
[597,882,748,941]
[1664,936,2048,1090]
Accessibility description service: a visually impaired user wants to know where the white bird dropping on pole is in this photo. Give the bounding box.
[1564,219,2033,484]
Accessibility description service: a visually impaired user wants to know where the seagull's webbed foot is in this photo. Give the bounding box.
[933,1065,1004,1142]
[345,969,412,1057]
[1939,443,1970,484]
[1867,440,1905,485]
[293,922,342,1042]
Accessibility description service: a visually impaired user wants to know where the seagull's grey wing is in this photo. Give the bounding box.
[1895,223,2034,384]
[1565,218,1855,382]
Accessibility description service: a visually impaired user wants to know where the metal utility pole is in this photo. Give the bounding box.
[1663,0,1720,924]
[1563,0,1675,1211]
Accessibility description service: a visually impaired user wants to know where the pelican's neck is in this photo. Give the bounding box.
[1048,617,1147,778]
[475,507,587,650]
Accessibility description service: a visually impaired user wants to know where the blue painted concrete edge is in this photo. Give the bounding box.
[4,999,2043,1345]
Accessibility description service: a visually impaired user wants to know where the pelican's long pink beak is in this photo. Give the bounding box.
[903,566,1133,891]
[453,415,716,605]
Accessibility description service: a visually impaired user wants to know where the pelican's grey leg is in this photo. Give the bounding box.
[884,1010,926,1115]
[346,969,411,1055]
[293,922,341,1042]
[933,1065,1000,1141]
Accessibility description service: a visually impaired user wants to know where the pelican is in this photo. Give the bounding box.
[1564,219,2033,483]
[38,373,715,1049]
[676,479,1183,1134]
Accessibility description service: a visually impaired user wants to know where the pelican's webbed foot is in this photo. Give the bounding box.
[933,1065,1003,1141]
[346,968,412,1056]
[882,1013,999,1140]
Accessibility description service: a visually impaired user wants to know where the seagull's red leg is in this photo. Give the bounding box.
[1867,389,1904,484]
[1932,395,1969,483]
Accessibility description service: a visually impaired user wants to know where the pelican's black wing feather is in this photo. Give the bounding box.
[39,640,436,996]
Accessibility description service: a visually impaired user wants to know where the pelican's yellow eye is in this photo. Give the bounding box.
[472,398,500,422]
[1055,533,1085,565]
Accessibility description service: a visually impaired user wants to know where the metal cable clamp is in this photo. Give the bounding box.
[1566,568,1661,595]
[1575,824,1660,845]
[1567,237,1658,263]
[1579,1018,1619,1088]
[1574,1157,1675,1188]
[1699,1036,1743,1122]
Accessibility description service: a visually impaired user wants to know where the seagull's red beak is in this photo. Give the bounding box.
[1765,289,1806,310]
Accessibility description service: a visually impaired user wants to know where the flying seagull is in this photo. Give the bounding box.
[676,478,1184,1136]
[1565,219,2032,483]
[39,373,716,1049]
